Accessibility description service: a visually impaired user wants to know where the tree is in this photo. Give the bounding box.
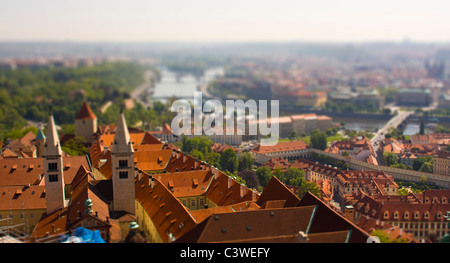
[310,129,327,150]
[205,151,220,168]
[61,136,88,156]
[383,151,399,166]
[219,148,239,173]
[238,170,259,189]
[190,150,204,161]
[288,130,298,140]
[283,167,305,187]
[419,162,433,173]
[419,175,428,186]
[413,156,433,171]
[256,166,272,187]
[296,180,321,199]
[238,152,254,172]
[272,167,283,180]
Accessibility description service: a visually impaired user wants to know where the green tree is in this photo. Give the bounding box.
[256,166,272,187]
[61,136,88,156]
[413,156,433,171]
[190,149,204,161]
[272,167,283,180]
[219,148,239,173]
[205,151,221,168]
[310,129,327,150]
[419,162,433,173]
[383,151,399,166]
[419,175,428,184]
[288,130,298,140]
[238,152,254,172]
[296,180,321,199]
[283,167,305,187]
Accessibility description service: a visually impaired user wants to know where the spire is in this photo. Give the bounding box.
[112,113,134,153]
[44,114,62,157]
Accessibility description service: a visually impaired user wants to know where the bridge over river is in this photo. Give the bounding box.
[370,110,414,155]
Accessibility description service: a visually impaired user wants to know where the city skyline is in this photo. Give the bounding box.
[1,0,450,43]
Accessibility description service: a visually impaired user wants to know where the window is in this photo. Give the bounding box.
[199,198,204,207]
[182,200,187,207]
[191,199,196,207]
[119,171,128,179]
[49,174,58,182]
[48,162,57,171]
[119,160,128,168]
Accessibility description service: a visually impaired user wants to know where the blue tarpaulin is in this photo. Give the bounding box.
[62,227,105,243]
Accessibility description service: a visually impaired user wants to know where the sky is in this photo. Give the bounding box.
[0,0,449,43]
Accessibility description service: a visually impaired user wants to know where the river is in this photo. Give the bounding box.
[151,67,224,103]
[334,116,421,135]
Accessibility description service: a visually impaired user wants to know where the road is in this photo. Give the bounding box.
[130,70,154,109]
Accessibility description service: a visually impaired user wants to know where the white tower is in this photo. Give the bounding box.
[43,113,66,214]
[111,112,135,215]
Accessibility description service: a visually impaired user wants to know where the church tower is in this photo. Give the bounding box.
[74,101,98,143]
[43,113,66,214]
[111,112,135,215]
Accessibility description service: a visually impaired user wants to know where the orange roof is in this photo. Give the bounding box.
[75,102,97,120]
[0,156,90,188]
[189,201,261,223]
[156,170,213,198]
[251,140,309,154]
[256,176,300,208]
[135,173,198,242]
[205,172,257,206]
[134,150,173,172]
[0,185,46,210]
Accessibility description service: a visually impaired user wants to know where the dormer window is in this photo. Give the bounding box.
[394,211,399,219]
[383,211,389,219]
[404,212,409,219]
[424,211,429,219]
[442,197,447,204]
[414,211,420,220]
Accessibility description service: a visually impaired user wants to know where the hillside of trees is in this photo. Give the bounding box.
[0,62,158,141]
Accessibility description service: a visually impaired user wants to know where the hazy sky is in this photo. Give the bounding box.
[1,0,449,42]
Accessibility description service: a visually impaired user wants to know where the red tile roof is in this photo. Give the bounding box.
[75,102,97,120]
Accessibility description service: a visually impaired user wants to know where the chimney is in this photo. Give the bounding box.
[212,167,219,179]
[149,176,155,189]
[194,159,199,169]
[240,184,246,198]
[344,205,355,222]
[228,176,233,189]
[252,191,257,201]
